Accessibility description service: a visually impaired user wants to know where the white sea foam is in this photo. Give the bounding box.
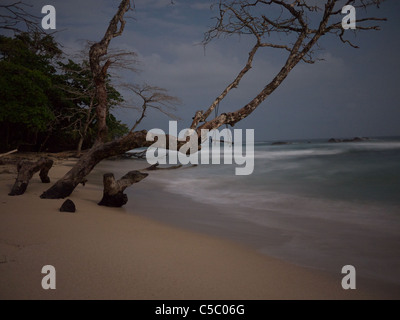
[349,141,400,150]
[123,138,400,286]
[153,171,400,235]
[254,148,344,160]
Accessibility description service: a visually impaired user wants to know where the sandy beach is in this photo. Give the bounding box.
[0,158,398,300]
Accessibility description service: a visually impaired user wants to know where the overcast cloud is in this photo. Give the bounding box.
[4,0,400,140]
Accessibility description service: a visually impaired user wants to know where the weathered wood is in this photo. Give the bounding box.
[0,149,18,158]
[9,157,53,196]
[40,130,150,199]
[144,163,183,171]
[89,0,131,143]
[39,0,386,201]
[192,42,261,129]
[98,170,148,207]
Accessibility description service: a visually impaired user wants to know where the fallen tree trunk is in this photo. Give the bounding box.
[40,130,150,199]
[98,170,148,207]
[0,149,18,158]
[9,157,53,196]
[144,163,183,171]
[40,131,184,199]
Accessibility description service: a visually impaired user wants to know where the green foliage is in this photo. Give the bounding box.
[56,59,127,149]
[0,32,129,152]
[0,33,60,75]
[0,60,53,131]
[107,114,129,140]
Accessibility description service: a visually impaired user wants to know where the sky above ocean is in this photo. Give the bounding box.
[3,0,400,140]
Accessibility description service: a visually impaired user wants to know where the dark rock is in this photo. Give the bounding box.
[350,137,366,142]
[60,199,76,213]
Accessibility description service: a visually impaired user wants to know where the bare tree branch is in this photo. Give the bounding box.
[0,1,41,33]
[89,0,132,143]
[121,83,181,132]
[0,1,60,39]
[40,0,386,199]
[193,0,386,135]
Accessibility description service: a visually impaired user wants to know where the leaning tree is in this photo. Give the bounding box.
[40,0,386,199]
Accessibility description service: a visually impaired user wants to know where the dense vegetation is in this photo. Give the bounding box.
[0,32,129,153]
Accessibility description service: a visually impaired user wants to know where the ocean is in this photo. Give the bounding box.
[117,136,400,286]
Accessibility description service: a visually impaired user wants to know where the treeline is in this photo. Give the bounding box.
[0,32,129,153]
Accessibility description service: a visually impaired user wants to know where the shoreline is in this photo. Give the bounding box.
[0,159,399,299]
[118,161,400,298]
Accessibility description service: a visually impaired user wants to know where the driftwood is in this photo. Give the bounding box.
[98,170,148,207]
[0,149,18,158]
[144,163,182,171]
[9,157,53,196]
[144,163,198,171]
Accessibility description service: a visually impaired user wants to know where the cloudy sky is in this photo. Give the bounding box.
[5,0,400,141]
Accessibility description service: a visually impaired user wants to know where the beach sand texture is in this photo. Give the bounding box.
[0,160,397,299]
